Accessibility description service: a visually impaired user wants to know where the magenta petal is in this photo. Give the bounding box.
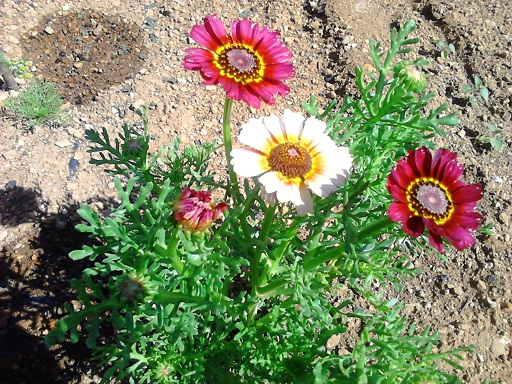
[263,63,296,80]
[403,216,424,237]
[451,184,483,204]
[251,79,290,99]
[439,221,476,251]
[390,162,412,190]
[388,202,412,222]
[432,148,456,178]
[183,48,214,70]
[386,184,407,203]
[451,210,482,229]
[439,160,464,185]
[203,15,231,47]
[231,18,258,46]
[411,147,432,177]
[427,230,445,253]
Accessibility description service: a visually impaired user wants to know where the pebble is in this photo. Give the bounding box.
[490,336,511,358]
[55,138,72,147]
[44,25,54,34]
[499,212,509,226]
[476,280,487,292]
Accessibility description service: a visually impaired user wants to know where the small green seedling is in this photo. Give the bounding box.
[0,52,32,79]
[433,39,455,60]
[4,79,67,128]
[461,76,489,106]
[479,122,503,151]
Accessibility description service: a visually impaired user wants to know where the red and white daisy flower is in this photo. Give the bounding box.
[183,15,295,109]
[231,110,352,215]
[173,188,228,233]
[387,147,483,253]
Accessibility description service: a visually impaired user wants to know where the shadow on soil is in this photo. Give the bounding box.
[0,185,117,383]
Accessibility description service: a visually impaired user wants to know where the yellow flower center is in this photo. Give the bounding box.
[268,142,312,179]
[214,44,264,84]
[406,178,454,224]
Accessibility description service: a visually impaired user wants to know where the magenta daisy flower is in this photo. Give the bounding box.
[386,147,483,253]
[183,15,295,109]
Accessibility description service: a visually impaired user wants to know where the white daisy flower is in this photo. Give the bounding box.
[231,109,353,215]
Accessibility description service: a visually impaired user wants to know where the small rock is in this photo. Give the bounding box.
[55,138,72,148]
[5,180,17,190]
[499,212,509,226]
[92,24,104,36]
[131,99,146,110]
[326,333,341,350]
[44,25,54,34]
[489,336,511,359]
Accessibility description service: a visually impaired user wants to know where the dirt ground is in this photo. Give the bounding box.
[0,0,511,383]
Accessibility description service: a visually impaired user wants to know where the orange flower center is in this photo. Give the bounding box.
[407,178,453,224]
[268,142,312,179]
[215,44,263,84]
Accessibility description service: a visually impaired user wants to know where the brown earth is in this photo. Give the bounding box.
[0,0,511,383]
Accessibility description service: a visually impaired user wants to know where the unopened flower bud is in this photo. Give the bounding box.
[394,61,427,94]
[173,188,228,232]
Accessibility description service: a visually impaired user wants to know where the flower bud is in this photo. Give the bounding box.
[393,61,427,94]
[173,188,228,232]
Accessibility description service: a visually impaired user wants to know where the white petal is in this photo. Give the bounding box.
[259,171,281,193]
[294,184,313,216]
[323,147,353,179]
[282,109,305,143]
[275,179,295,203]
[230,149,268,177]
[263,114,286,142]
[306,174,339,198]
[300,116,326,142]
[238,118,273,152]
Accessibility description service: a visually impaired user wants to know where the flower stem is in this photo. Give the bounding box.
[222,97,241,202]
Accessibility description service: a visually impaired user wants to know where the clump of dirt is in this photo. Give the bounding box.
[21,9,148,105]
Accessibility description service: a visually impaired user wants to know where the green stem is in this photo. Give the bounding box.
[153,290,203,305]
[303,246,344,274]
[251,202,276,294]
[222,97,241,202]
[357,215,394,242]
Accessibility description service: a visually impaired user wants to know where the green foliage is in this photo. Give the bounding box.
[0,52,32,79]
[433,39,456,61]
[479,122,503,151]
[46,20,473,383]
[461,75,489,106]
[3,79,67,127]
